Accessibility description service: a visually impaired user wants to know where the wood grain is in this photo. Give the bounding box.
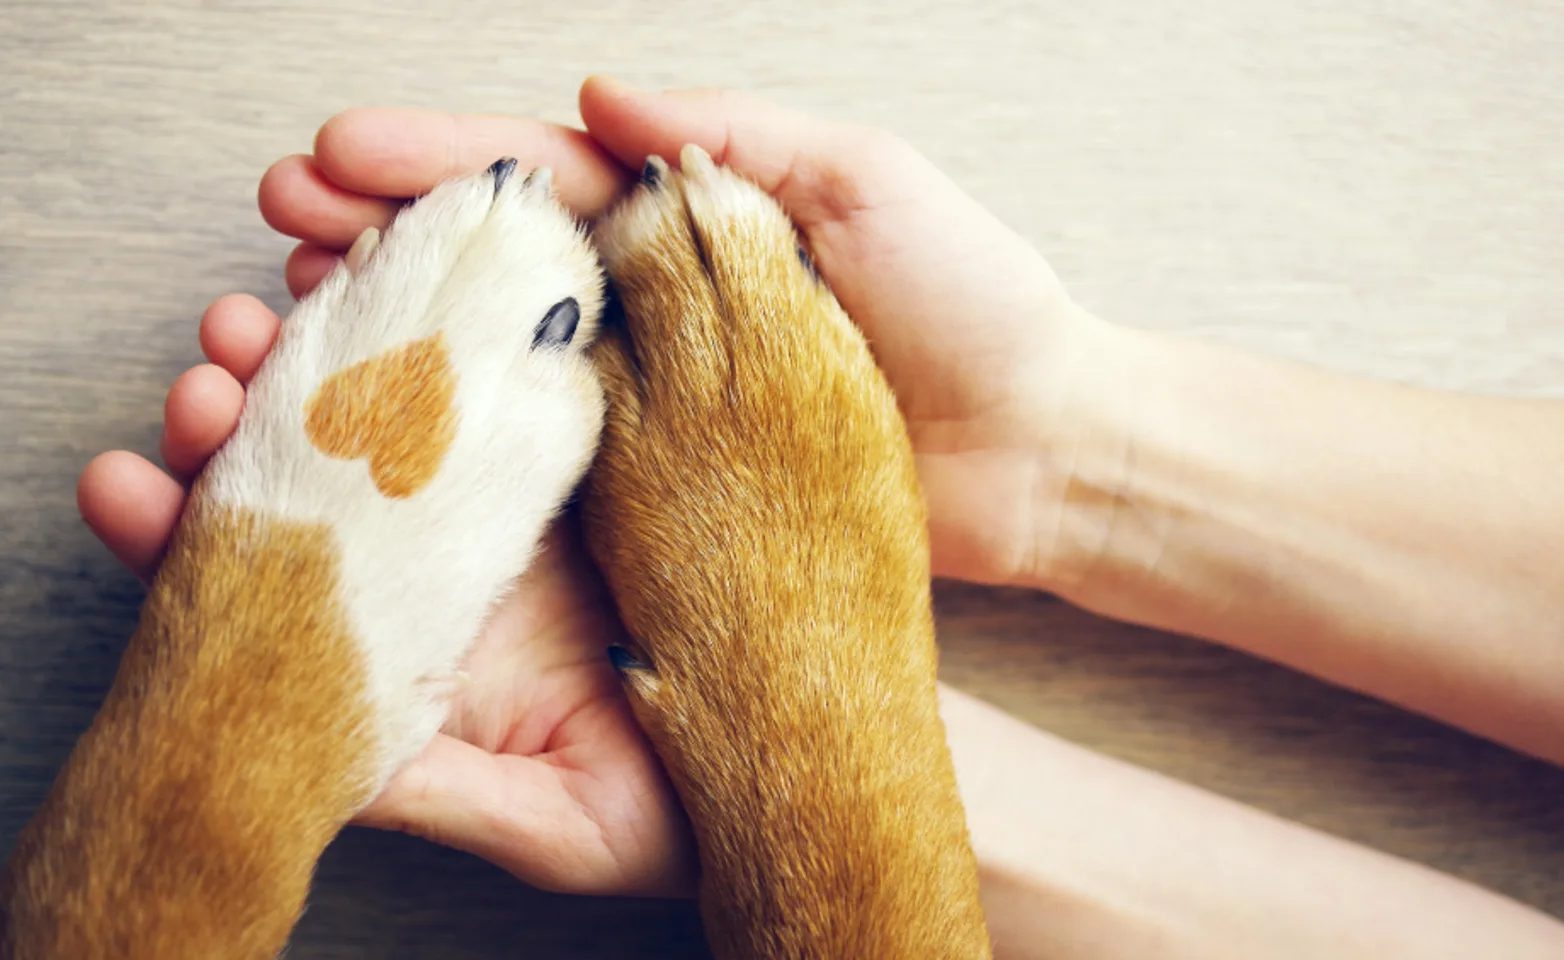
[2,1,1561,955]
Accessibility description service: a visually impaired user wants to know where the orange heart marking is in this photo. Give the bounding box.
[304,334,458,499]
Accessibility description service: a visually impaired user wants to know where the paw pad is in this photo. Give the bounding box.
[304,334,458,499]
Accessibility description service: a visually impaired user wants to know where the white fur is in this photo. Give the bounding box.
[201,165,605,784]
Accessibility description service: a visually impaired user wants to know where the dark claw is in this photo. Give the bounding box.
[488,157,519,195]
[532,297,581,349]
[607,645,648,672]
[797,243,819,281]
[640,156,666,187]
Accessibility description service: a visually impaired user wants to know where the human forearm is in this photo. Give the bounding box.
[940,685,1564,959]
[1027,323,1564,764]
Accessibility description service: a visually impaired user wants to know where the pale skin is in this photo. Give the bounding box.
[76,76,1564,955]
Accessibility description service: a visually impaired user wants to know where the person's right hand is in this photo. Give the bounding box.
[260,76,1123,591]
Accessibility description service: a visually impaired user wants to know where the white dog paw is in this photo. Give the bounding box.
[191,158,606,783]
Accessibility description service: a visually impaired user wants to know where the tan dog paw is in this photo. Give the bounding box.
[582,147,989,958]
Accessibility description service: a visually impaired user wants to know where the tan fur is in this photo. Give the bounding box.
[582,148,990,957]
[304,332,458,499]
[0,501,377,958]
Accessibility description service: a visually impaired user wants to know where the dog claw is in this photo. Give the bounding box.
[533,297,581,349]
[488,157,519,195]
[607,645,649,672]
[678,143,715,178]
[521,166,554,195]
[344,227,381,276]
[640,155,668,187]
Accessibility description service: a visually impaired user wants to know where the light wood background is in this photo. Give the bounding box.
[2,2,1562,956]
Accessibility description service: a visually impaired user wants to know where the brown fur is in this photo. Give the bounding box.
[305,332,458,499]
[0,501,377,959]
[582,152,991,957]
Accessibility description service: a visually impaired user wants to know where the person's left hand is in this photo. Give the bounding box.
[77,292,695,897]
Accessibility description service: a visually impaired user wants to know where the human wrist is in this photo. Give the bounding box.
[1021,319,1564,763]
[1006,315,1183,604]
[1016,317,1318,635]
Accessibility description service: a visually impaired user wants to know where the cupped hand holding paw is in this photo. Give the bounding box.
[78,76,1097,896]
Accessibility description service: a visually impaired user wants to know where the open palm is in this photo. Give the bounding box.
[354,517,694,895]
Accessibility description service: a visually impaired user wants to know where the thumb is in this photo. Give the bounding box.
[354,734,608,894]
[578,75,927,229]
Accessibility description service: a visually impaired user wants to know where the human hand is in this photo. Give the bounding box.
[79,75,1121,896]
[77,293,695,898]
[257,76,1123,591]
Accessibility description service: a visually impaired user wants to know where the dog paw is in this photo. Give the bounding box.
[190,159,605,781]
[582,145,928,733]
[578,148,990,958]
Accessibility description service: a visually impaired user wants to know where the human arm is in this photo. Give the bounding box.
[940,684,1564,959]
[1020,323,1564,765]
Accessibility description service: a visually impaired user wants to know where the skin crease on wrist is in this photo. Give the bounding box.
[1027,323,1564,769]
[70,78,1564,955]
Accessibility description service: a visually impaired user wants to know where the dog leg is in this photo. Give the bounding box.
[1,160,605,959]
[584,147,991,958]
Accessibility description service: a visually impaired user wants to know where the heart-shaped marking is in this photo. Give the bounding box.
[304,334,458,499]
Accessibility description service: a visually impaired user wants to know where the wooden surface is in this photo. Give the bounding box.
[3,1,1562,955]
